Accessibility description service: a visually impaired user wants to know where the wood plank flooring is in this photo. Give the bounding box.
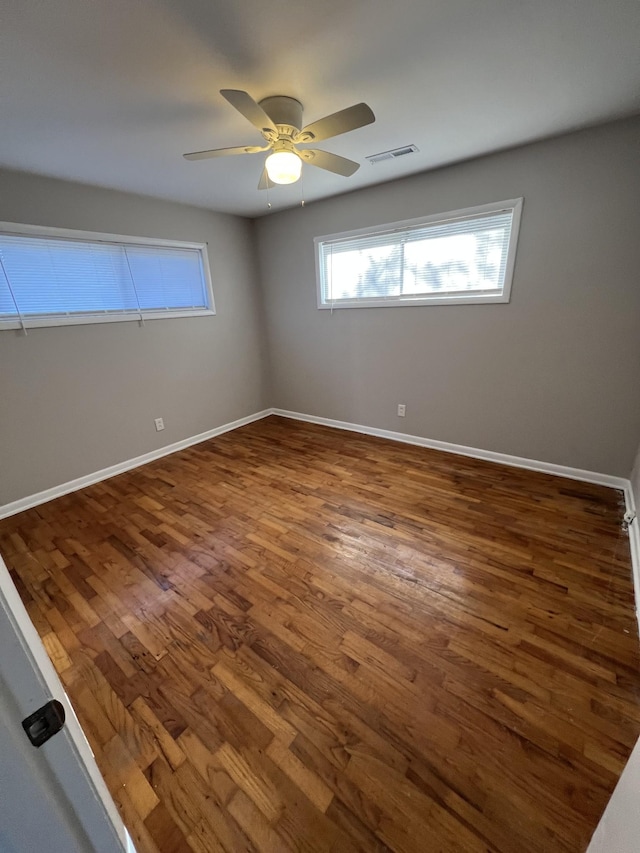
[1,416,639,853]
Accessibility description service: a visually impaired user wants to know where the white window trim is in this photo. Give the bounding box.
[0,221,216,331]
[315,198,523,309]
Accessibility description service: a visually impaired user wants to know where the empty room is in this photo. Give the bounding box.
[1,1,640,852]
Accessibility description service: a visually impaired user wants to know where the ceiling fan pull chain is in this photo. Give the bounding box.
[300,169,305,208]
[266,181,272,210]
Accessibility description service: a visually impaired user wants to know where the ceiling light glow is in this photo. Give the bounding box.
[265,150,302,185]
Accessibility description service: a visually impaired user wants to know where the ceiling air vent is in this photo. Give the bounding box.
[366,144,419,165]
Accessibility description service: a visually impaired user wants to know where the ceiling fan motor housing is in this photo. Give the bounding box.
[259,96,303,133]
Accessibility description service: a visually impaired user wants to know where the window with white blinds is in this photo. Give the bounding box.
[315,199,523,308]
[0,223,214,330]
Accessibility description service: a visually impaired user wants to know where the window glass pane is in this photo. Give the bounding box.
[0,268,17,316]
[327,244,402,300]
[0,238,138,315]
[125,247,206,310]
[403,225,509,295]
[318,202,519,307]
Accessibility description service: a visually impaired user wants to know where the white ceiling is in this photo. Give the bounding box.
[1,0,639,218]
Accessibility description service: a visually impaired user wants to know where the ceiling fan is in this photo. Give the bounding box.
[183,89,375,189]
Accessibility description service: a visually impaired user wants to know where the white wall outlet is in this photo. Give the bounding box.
[397,404,406,417]
[154,417,165,432]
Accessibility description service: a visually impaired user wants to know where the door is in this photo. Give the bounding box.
[587,737,640,852]
[0,554,135,853]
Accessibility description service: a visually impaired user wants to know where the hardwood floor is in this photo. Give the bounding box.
[1,415,639,853]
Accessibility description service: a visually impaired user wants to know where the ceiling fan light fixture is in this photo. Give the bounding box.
[183,90,375,192]
[265,150,302,185]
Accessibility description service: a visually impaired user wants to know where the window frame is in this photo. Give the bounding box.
[315,198,523,309]
[0,220,216,331]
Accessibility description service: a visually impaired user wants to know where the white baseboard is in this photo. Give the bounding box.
[5,406,629,521]
[2,404,639,628]
[623,482,640,626]
[272,407,639,626]
[272,408,629,489]
[0,409,272,520]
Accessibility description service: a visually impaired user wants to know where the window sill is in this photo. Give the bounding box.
[317,293,510,309]
[0,309,215,331]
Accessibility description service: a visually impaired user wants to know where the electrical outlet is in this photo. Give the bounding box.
[397,404,406,417]
[154,417,165,432]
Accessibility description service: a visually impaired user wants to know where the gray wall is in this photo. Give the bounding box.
[256,117,640,477]
[0,171,270,505]
[2,117,639,507]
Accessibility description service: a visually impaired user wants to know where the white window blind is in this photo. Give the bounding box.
[316,199,522,308]
[0,224,214,330]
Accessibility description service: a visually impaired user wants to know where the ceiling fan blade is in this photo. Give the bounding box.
[298,149,360,177]
[183,144,268,161]
[220,89,278,136]
[258,168,276,190]
[299,103,375,142]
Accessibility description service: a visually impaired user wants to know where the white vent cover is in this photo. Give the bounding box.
[366,145,419,164]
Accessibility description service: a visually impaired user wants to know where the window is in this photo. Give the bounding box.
[315,199,523,308]
[0,222,215,330]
